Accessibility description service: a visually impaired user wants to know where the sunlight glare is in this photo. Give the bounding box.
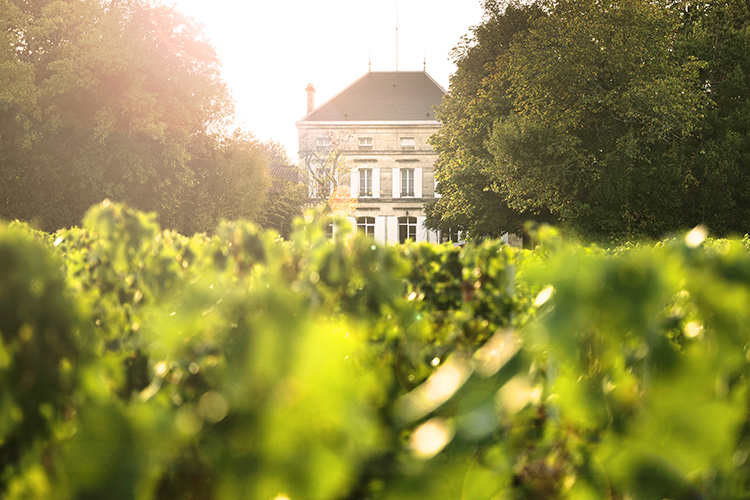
[424,362,465,404]
[410,418,453,459]
[473,329,522,377]
[395,355,472,423]
[498,376,541,415]
[534,286,554,307]
[685,321,703,338]
[686,225,707,248]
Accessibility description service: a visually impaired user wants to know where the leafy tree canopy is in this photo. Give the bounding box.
[428,0,549,239]
[256,140,307,238]
[0,0,268,233]
[431,0,750,242]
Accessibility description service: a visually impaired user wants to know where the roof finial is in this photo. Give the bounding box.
[424,50,426,71]
[369,50,371,72]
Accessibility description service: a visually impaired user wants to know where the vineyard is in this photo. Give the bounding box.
[2,201,750,499]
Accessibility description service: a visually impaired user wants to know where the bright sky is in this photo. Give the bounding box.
[167,0,486,163]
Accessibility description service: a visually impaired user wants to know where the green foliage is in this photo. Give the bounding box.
[491,0,707,240]
[0,0,267,233]
[256,141,306,239]
[427,0,548,238]
[433,0,750,242]
[0,222,80,497]
[5,203,750,498]
[674,0,750,235]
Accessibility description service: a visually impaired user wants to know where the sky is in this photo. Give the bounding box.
[167,0,486,162]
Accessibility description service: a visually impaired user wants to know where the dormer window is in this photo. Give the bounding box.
[400,137,415,149]
[358,137,373,148]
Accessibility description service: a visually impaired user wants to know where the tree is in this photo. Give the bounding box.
[178,130,269,234]
[674,0,750,235]
[433,0,750,242]
[426,1,549,239]
[490,0,709,240]
[297,128,357,213]
[0,0,266,233]
[256,140,307,238]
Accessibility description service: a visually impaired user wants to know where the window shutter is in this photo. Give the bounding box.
[387,216,399,244]
[415,167,423,198]
[373,167,380,198]
[392,167,400,198]
[374,216,386,243]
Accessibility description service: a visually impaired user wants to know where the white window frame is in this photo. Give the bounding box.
[359,168,373,197]
[357,216,376,237]
[352,164,379,198]
[401,168,415,197]
[398,216,417,243]
[316,136,330,149]
[358,137,373,148]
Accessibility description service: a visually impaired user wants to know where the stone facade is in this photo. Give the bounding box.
[296,71,456,244]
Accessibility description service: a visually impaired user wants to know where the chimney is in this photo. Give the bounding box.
[305,83,315,114]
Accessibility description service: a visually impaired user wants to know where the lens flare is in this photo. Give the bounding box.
[198,391,229,423]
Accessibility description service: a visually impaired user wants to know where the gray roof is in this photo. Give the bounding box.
[268,164,301,191]
[300,71,447,122]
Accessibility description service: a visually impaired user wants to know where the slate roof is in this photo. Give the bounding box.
[268,164,301,191]
[300,71,447,122]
